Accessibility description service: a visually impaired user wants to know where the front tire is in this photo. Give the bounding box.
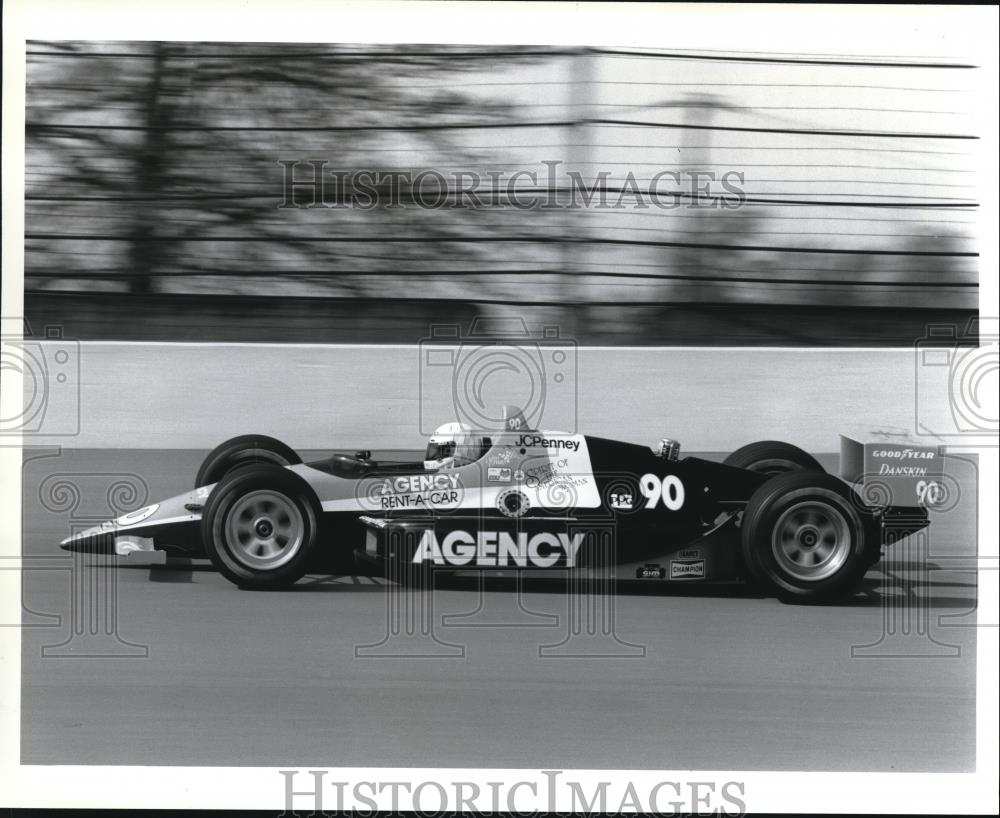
[201,464,320,589]
[724,440,824,476]
[741,471,874,603]
[195,434,301,488]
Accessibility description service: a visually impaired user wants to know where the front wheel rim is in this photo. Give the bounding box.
[224,489,304,570]
[771,495,852,582]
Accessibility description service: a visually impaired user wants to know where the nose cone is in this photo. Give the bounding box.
[60,494,201,553]
[60,522,116,552]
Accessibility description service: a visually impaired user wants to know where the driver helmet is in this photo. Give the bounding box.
[424,422,487,470]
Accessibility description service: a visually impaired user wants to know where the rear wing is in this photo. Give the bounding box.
[839,435,945,509]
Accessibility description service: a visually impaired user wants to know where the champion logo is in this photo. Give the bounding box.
[669,559,705,580]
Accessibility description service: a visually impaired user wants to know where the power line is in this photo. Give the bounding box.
[22,289,980,311]
[26,118,979,139]
[591,119,978,140]
[25,47,568,63]
[23,184,979,208]
[26,140,973,156]
[588,47,976,69]
[26,120,574,133]
[22,209,972,240]
[23,268,977,288]
[25,46,976,69]
[24,232,978,256]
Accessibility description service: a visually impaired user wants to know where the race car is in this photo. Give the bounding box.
[59,405,939,602]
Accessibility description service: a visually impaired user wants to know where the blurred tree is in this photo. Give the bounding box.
[126,42,171,294]
[25,42,558,296]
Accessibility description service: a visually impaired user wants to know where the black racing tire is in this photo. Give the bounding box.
[724,440,824,476]
[195,434,301,488]
[741,471,875,603]
[201,463,320,589]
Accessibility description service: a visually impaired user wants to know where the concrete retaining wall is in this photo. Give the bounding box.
[14,342,950,451]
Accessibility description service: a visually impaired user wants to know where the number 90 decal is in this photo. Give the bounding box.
[916,479,944,506]
[640,473,685,510]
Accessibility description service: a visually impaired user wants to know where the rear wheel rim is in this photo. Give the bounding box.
[771,494,852,582]
[224,489,304,570]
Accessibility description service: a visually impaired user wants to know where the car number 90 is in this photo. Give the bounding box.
[640,474,685,511]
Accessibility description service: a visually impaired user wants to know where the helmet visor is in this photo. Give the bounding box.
[425,440,455,463]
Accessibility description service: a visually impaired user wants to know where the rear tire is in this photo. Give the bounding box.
[741,471,874,603]
[724,440,824,476]
[201,464,320,589]
[195,434,301,488]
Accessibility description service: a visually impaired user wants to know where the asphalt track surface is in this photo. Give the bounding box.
[20,449,978,770]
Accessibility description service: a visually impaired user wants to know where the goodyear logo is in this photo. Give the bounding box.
[867,446,937,477]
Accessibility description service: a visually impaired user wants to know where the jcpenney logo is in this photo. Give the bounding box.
[517,434,580,452]
[412,530,585,567]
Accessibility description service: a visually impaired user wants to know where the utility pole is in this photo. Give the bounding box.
[561,47,596,339]
[675,93,734,304]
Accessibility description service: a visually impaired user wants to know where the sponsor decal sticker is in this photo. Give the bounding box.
[916,479,946,506]
[523,458,572,488]
[488,467,512,483]
[412,529,585,568]
[115,504,160,527]
[636,564,665,579]
[866,445,938,477]
[670,559,705,580]
[497,488,530,517]
[859,442,944,504]
[640,473,685,510]
[516,434,580,452]
[488,446,516,466]
[373,473,462,510]
[871,448,936,459]
[610,492,633,510]
[878,464,934,477]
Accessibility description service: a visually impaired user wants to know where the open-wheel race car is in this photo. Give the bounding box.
[60,405,939,602]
